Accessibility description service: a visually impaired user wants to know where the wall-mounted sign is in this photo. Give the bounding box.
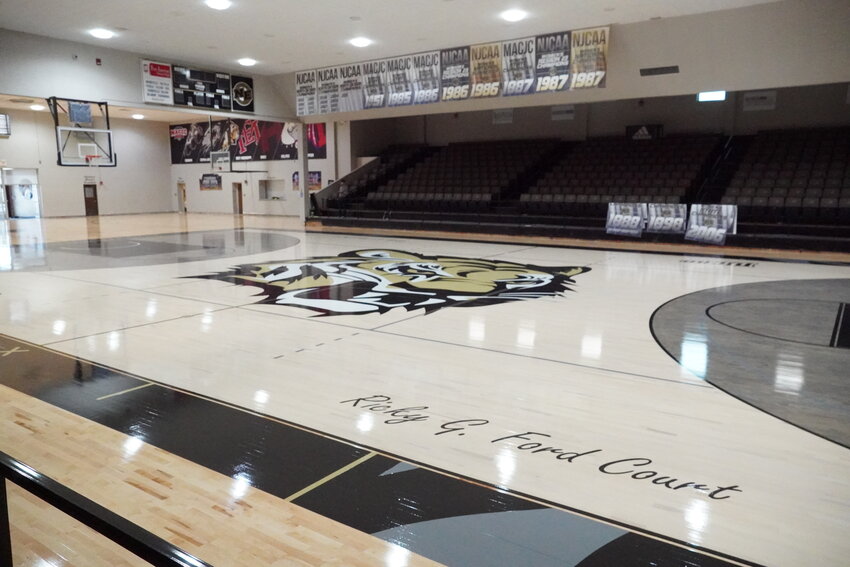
[742,90,777,112]
[200,173,222,191]
[141,60,174,105]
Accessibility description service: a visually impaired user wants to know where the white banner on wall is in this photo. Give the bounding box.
[742,90,777,112]
[141,60,174,104]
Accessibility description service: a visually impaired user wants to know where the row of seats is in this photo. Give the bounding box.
[722,195,850,223]
[521,193,680,215]
[721,127,850,223]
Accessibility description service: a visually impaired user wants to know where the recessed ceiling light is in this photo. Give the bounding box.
[131,114,145,120]
[30,104,45,111]
[499,9,528,22]
[349,36,373,48]
[237,57,257,67]
[204,0,232,9]
[89,28,115,39]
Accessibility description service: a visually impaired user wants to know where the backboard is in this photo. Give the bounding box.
[47,97,117,167]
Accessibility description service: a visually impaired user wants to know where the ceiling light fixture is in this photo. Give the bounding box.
[30,104,45,111]
[499,9,528,22]
[349,36,373,48]
[131,114,145,120]
[89,28,115,39]
[204,0,232,10]
[237,58,257,67]
[697,90,727,102]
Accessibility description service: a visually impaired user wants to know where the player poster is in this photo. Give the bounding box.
[338,63,366,112]
[469,42,501,98]
[316,67,342,114]
[570,26,609,89]
[362,59,388,109]
[411,51,440,105]
[440,46,470,102]
[170,120,326,163]
[534,32,571,93]
[386,55,415,107]
[296,70,318,116]
[500,37,536,97]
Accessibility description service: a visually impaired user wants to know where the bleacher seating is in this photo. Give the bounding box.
[722,128,850,224]
[519,135,721,217]
[365,139,558,211]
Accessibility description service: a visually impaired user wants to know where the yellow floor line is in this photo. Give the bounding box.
[96,382,154,400]
[284,452,377,502]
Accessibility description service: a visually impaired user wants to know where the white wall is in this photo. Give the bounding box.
[0,106,173,216]
[0,28,294,120]
[169,124,337,216]
[286,0,850,124]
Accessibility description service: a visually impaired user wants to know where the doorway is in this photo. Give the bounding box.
[177,182,187,213]
[83,184,99,216]
[2,168,41,218]
[232,182,243,214]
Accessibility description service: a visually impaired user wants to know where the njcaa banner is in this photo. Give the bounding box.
[295,71,318,116]
[411,51,441,105]
[338,63,366,112]
[685,204,738,245]
[469,42,502,98]
[316,67,342,115]
[362,59,388,109]
[294,25,610,114]
[606,202,647,237]
[440,46,471,102]
[500,37,536,97]
[386,55,416,107]
[570,26,609,89]
[534,32,571,94]
[646,203,688,234]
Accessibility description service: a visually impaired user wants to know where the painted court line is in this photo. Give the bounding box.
[96,382,155,400]
[284,452,377,502]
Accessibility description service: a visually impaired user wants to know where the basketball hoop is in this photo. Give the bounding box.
[84,154,101,166]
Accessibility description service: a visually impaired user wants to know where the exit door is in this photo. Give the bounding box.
[84,184,99,216]
[233,182,243,214]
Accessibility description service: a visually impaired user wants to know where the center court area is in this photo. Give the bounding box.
[1,213,848,567]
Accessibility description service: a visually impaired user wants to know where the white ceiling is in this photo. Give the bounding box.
[0,0,781,76]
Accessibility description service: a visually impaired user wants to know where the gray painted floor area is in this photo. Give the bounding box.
[652,278,850,447]
[375,508,624,567]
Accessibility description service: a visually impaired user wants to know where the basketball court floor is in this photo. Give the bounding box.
[1,213,848,567]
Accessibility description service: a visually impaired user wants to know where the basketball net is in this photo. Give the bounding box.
[85,155,103,185]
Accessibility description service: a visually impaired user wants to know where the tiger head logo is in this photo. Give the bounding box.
[194,250,589,316]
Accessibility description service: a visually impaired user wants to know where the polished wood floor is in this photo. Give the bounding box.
[1,213,848,567]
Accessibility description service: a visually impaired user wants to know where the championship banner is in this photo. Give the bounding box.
[440,46,471,102]
[606,202,647,237]
[362,59,389,109]
[141,60,174,104]
[338,63,366,112]
[411,51,441,105]
[295,71,318,116]
[646,203,688,234]
[534,32,570,94]
[501,37,536,97]
[386,55,415,107]
[685,204,738,245]
[316,67,342,115]
[469,42,501,98]
[570,26,609,89]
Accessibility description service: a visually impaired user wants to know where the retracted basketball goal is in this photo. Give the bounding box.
[46,97,117,167]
